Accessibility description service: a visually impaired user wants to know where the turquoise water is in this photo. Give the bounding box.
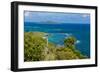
[24,22,90,58]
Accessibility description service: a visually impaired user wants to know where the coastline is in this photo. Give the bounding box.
[24,31,88,62]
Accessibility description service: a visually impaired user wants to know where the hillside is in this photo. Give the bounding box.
[24,32,87,61]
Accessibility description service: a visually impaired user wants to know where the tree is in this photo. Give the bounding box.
[55,47,79,60]
[64,36,76,49]
[64,36,87,59]
[24,32,47,61]
[24,32,57,61]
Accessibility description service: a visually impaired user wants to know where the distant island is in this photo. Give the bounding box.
[24,32,87,61]
[42,21,60,24]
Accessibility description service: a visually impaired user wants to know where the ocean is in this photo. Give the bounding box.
[24,22,90,58]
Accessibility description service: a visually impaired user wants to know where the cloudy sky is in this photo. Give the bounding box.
[24,11,90,24]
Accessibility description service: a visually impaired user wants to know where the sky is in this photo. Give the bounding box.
[24,11,90,24]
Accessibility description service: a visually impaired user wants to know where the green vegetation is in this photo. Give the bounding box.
[64,36,76,49]
[24,32,87,62]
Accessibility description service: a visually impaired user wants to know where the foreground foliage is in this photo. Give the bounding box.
[24,32,87,61]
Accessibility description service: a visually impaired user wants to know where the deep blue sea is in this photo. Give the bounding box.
[24,22,90,58]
